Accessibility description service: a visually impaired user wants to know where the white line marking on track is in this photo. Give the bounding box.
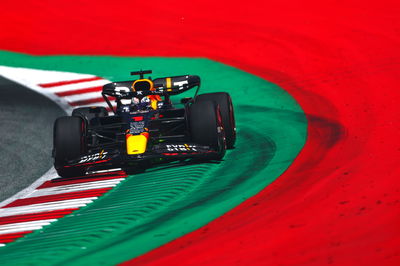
[0,219,57,234]
[0,198,97,218]
[27,179,123,197]
[0,226,46,236]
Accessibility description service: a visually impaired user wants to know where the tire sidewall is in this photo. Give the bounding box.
[195,92,236,148]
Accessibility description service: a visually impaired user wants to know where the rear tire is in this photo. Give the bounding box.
[196,92,236,148]
[189,100,226,160]
[53,116,86,177]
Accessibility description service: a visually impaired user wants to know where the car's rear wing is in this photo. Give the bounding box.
[102,75,200,97]
[102,74,201,114]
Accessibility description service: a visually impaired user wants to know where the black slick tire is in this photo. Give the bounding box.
[53,116,86,177]
[195,92,236,148]
[189,100,226,160]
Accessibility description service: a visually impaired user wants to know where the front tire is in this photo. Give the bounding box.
[196,92,236,148]
[189,100,226,160]
[53,116,86,177]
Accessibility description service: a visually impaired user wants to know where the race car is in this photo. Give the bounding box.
[53,70,236,177]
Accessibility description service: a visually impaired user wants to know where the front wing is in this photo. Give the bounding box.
[59,143,218,174]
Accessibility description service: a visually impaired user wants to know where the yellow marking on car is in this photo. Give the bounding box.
[126,134,148,155]
[166,77,172,88]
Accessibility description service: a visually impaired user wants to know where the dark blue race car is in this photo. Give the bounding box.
[53,70,236,177]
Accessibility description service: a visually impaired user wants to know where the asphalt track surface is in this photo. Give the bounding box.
[1,0,400,265]
[0,77,64,202]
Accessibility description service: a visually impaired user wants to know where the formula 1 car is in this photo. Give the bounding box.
[53,70,236,177]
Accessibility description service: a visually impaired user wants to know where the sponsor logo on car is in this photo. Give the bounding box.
[166,144,197,152]
[78,150,108,163]
[174,80,188,87]
[130,121,145,134]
